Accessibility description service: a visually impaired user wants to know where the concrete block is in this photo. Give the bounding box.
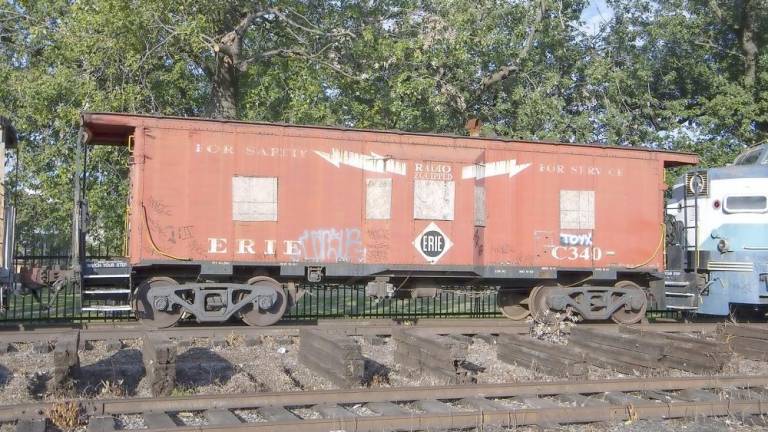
[364,335,386,346]
[105,339,123,351]
[32,341,51,354]
[210,337,227,349]
[245,336,262,347]
[204,409,241,426]
[245,336,264,347]
[87,416,116,432]
[15,419,45,432]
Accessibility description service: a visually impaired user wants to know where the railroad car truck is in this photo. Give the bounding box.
[661,145,768,317]
[71,113,698,327]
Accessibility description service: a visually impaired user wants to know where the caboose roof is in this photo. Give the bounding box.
[82,112,699,167]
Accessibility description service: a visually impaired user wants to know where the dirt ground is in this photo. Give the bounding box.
[0,331,766,431]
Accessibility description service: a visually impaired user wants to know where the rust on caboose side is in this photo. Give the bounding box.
[81,112,698,281]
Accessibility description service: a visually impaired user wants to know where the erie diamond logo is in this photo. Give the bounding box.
[413,222,453,264]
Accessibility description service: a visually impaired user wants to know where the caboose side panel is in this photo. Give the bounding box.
[480,148,663,273]
[131,120,667,275]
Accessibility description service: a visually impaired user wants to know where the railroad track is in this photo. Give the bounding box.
[0,318,759,344]
[6,375,768,431]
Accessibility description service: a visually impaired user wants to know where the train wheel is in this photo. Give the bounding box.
[528,285,555,322]
[133,276,183,328]
[497,290,531,320]
[239,276,287,327]
[610,281,647,325]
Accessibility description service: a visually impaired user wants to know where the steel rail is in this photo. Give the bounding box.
[133,400,768,432]
[0,318,755,344]
[3,375,768,422]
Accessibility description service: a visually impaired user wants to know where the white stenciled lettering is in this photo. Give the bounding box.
[551,246,603,261]
[208,238,228,254]
[540,163,623,177]
[264,240,276,256]
[197,145,308,158]
[415,161,452,180]
[284,240,302,256]
[237,239,255,254]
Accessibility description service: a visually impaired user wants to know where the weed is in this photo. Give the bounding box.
[368,373,390,387]
[170,385,196,397]
[99,379,126,398]
[226,332,244,347]
[46,401,82,431]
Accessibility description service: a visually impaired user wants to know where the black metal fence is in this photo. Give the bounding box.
[284,286,500,320]
[0,280,501,325]
[1,250,502,323]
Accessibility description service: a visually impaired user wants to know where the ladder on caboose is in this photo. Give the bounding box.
[79,259,132,313]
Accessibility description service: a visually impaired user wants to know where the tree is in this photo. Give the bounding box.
[590,0,768,165]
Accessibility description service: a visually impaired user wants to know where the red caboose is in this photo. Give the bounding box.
[79,113,697,326]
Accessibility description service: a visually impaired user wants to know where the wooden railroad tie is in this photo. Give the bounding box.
[391,329,474,384]
[495,333,587,378]
[51,330,80,395]
[569,327,729,374]
[719,324,768,361]
[298,329,365,388]
[142,332,177,397]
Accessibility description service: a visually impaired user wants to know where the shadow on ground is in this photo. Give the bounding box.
[176,347,234,388]
[76,349,144,397]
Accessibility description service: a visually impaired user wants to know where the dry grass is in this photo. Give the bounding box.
[226,333,245,348]
[46,401,82,431]
[99,379,126,398]
[368,373,390,387]
[528,308,580,344]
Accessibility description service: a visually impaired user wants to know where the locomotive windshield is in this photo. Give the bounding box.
[734,146,767,165]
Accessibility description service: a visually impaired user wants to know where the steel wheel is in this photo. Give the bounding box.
[239,276,287,327]
[528,285,555,323]
[610,280,647,325]
[132,276,183,328]
[497,290,531,320]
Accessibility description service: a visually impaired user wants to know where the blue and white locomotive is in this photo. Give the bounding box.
[660,145,768,317]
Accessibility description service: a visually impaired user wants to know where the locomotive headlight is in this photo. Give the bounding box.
[717,238,730,253]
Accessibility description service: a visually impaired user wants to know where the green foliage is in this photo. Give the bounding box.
[0,0,766,254]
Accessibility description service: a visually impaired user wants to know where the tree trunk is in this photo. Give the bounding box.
[209,53,238,119]
[739,0,758,87]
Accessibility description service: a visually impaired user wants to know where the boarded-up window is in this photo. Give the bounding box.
[414,180,455,220]
[232,176,278,221]
[366,178,392,219]
[560,190,594,229]
[474,185,486,226]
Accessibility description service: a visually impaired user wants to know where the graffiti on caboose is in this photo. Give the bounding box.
[559,232,593,246]
[461,159,531,179]
[289,228,366,263]
[314,148,407,175]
